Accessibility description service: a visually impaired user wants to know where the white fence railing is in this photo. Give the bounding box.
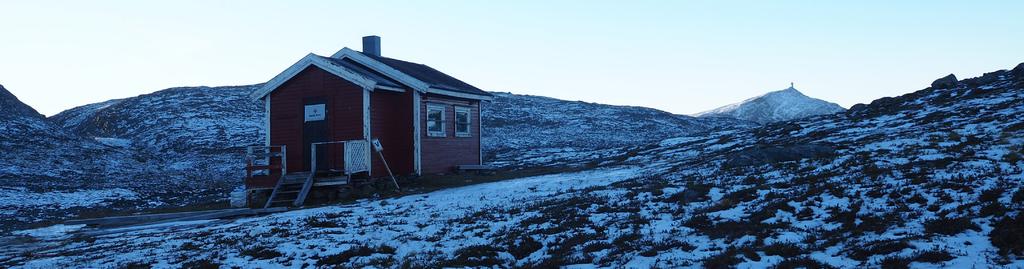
[310,140,370,175]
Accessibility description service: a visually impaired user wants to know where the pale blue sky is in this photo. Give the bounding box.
[2,1,1022,116]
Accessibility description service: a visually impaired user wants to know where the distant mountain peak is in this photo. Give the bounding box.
[696,85,845,124]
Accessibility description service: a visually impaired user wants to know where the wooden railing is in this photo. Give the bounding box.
[244,145,287,189]
[309,140,370,175]
[293,140,371,206]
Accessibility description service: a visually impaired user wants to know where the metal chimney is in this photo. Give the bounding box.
[362,36,381,57]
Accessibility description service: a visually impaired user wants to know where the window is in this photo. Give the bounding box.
[455,106,471,137]
[426,104,446,137]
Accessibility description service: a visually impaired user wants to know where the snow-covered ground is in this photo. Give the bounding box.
[2,167,644,268]
[0,187,138,212]
[3,65,1023,268]
[0,187,141,230]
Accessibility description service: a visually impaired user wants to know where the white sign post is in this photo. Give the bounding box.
[372,138,400,191]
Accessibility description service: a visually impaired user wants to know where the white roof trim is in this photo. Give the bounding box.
[374,85,407,92]
[426,87,494,101]
[331,47,431,93]
[250,53,377,100]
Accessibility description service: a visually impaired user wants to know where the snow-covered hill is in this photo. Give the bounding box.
[3,85,743,233]
[1,85,263,233]
[696,86,846,124]
[1,85,149,233]
[483,92,754,167]
[49,85,264,175]
[6,63,1022,268]
[0,84,143,186]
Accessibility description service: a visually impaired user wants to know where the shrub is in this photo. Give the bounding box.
[913,248,955,263]
[848,240,911,261]
[906,193,928,205]
[980,187,1005,203]
[445,245,503,267]
[684,214,713,230]
[665,183,712,204]
[305,216,340,228]
[990,214,1024,256]
[855,213,895,234]
[826,205,858,229]
[181,259,220,269]
[239,245,283,260]
[762,243,804,258]
[317,245,390,267]
[612,232,642,249]
[702,248,742,269]
[1012,188,1024,204]
[180,242,201,251]
[862,163,887,178]
[581,241,613,253]
[879,255,911,269]
[980,202,1007,217]
[508,235,543,259]
[924,216,979,235]
[647,239,697,254]
[771,257,835,269]
[723,187,761,203]
[549,232,599,257]
[1003,151,1022,164]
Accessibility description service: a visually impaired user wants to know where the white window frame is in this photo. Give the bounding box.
[426,104,446,137]
[454,106,472,137]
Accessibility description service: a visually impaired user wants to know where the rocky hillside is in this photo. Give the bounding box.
[0,84,45,122]
[1,85,262,234]
[49,85,264,174]
[696,86,846,124]
[3,85,744,233]
[6,64,1022,268]
[0,84,139,187]
[1,85,147,233]
[483,92,754,167]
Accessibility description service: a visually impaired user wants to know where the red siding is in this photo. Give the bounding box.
[420,94,482,174]
[370,89,415,176]
[269,66,364,173]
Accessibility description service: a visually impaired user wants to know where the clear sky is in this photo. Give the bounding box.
[2,1,1022,116]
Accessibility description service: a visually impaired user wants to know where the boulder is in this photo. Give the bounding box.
[1013,62,1024,77]
[847,103,867,113]
[931,74,958,89]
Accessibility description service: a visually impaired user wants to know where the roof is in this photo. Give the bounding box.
[317,56,403,89]
[253,48,493,101]
[359,52,492,97]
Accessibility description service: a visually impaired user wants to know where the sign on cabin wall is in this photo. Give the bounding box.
[304,104,326,122]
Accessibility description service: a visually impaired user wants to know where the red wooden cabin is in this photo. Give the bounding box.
[245,36,492,204]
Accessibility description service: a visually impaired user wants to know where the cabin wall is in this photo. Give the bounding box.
[269,66,365,173]
[370,89,415,176]
[420,93,482,174]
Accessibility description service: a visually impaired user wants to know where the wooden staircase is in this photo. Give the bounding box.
[251,140,370,209]
[264,172,310,208]
[263,171,352,208]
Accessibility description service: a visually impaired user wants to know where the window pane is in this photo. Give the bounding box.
[427,107,444,136]
[427,120,440,132]
[455,109,470,135]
